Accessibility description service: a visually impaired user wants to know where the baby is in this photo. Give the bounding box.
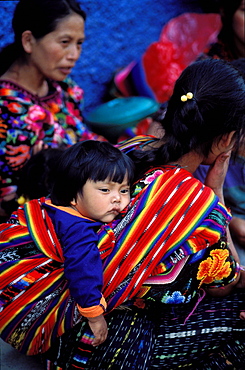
[44,140,134,345]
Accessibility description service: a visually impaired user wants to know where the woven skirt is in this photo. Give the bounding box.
[44,289,245,370]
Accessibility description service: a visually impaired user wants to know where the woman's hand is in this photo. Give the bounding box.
[204,151,241,263]
[230,217,245,246]
[204,151,231,202]
[205,275,240,297]
[87,314,108,346]
[236,268,245,289]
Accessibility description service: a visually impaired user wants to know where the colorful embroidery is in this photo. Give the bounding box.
[0,78,101,201]
[161,290,191,304]
[197,249,232,287]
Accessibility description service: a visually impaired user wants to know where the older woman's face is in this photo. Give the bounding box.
[28,13,85,81]
[233,0,245,57]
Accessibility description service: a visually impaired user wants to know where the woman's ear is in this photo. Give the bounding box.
[219,131,236,151]
[22,30,35,54]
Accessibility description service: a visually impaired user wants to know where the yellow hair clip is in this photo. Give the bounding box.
[17,195,27,205]
[181,92,194,102]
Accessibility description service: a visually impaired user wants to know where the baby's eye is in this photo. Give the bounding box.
[121,188,130,194]
[99,188,110,193]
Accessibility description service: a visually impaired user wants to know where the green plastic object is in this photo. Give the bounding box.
[85,97,160,142]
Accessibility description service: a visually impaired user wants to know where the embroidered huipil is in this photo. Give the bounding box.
[0,78,103,205]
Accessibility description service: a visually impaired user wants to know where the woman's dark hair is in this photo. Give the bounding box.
[217,0,243,54]
[199,0,242,15]
[17,148,65,201]
[129,58,245,172]
[51,140,135,206]
[230,58,245,81]
[0,0,86,75]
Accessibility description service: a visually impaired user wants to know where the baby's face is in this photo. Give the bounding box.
[73,176,130,223]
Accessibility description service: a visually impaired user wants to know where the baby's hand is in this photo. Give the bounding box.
[87,314,108,346]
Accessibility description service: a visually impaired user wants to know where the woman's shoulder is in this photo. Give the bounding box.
[56,77,84,103]
[0,79,58,104]
[197,40,235,62]
[131,165,197,198]
[117,135,159,153]
[0,77,83,104]
[0,79,33,102]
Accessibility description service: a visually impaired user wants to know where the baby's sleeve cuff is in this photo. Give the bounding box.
[77,295,107,318]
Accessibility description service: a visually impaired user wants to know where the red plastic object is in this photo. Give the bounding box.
[143,13,222,102]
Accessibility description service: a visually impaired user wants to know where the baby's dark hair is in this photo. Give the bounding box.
[0,0,86,75]
[51,140,135,206]
[128,58,245,173]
